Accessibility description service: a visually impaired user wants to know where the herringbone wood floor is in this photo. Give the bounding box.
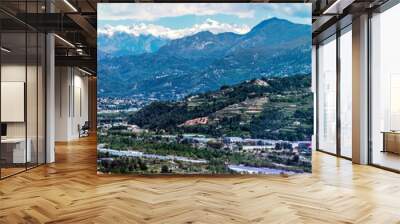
[1,136,400,224]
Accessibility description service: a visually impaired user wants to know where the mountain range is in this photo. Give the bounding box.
[98,18,312,100]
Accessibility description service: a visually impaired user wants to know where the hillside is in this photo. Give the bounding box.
[98,18,311,100]
[128,74,313,141]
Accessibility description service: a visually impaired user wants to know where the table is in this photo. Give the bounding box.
[382,131,400,154]
[1,138,31,164]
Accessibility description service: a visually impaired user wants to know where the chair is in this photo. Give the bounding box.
[79,121,90,138]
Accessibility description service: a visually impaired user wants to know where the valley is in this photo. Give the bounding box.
[97,74,313,174]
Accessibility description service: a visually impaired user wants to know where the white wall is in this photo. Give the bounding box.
[1,64,26,138]
[72,73,89,138]
[55,66,70,141]
[1,63,46,164]
[55,67,89,141]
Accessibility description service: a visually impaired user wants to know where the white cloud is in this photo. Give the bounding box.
[267,4,309,16]
[98,3,255,21]
[98,19,250,39]
[259,4,311,25]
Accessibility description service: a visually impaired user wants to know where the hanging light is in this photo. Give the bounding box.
[78,67,93,76]
[1,47,11,53]
[54,34,75,48]
[63,0,78,12]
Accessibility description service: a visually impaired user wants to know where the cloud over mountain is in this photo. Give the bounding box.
[98,19,250,39]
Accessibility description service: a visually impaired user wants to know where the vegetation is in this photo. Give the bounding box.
[97,74,313,174]
[97,133,311,174]
[128,74,313,141]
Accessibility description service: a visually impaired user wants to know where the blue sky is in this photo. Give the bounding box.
[98,3,311,39]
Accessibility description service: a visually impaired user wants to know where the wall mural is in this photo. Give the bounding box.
[97,3,313,175]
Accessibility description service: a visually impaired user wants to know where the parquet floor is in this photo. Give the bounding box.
[0,167,26,178]
[1,136,400,224]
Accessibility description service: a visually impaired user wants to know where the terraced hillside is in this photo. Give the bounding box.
[128,74,313,141]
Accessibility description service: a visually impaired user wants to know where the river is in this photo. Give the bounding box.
[228,164,296,175]
[98,148,208,163]
[99,148,297,175]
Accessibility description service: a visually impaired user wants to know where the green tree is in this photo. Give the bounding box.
[161,165,169,173]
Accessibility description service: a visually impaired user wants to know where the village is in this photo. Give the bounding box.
[97,118,312,167]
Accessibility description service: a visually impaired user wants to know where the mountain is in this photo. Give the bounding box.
[98,18,311,99]
[98,32,168,57]
[128,74,313,141]
[157,31,241,60]
[238,17,310,48]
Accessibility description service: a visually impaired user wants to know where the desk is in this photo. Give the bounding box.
[382,131,400,154]
[1,138,31,163]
